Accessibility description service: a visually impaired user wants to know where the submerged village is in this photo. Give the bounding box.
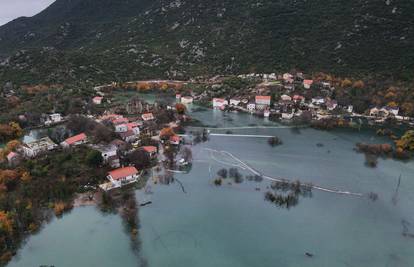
[1,71,414,263]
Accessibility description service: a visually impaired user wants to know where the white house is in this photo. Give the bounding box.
[280,95,292,101]
[212,98,228,109]
[281,112,294,120]
[386,106,399,116]
[312,97,325,105]
[61,133,87,148]
[264,110,270,118]
[104,166,140,190]
[303,79,314,89]
[181,96,193,104]
[94,145,120,168]
[115,124,128,133]
[283,73,294,83]
[22,137,58,158]
[247,103,256,112]
[93,96,103,105]
[230,98,241,106]
[142,113,155,121]
[45,113,62,125]
[347,105,353,113]
[326,100,338,111]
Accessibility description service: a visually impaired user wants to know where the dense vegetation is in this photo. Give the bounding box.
[0,0,413,85]
[0,147,108,264]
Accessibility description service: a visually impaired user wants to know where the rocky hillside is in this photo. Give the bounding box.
[0,0,413,84]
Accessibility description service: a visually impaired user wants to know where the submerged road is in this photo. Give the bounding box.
[204,148,364,197]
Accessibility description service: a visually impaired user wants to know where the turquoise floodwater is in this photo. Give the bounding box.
[7,98,414,267]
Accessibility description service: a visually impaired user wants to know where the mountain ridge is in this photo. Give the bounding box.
[0,0,413,84]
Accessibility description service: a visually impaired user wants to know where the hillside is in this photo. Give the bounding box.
[0,0,413,84]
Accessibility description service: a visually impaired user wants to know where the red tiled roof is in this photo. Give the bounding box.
[142,146,157,153]
[256,96,271,101]
[142,113,154,120]
[93,96,103,101]
[127,122,139,130]
[7,152,17,159]
[113,117,129,125]
[64,133,87,145]
[213,98,225,103]
[108,166,138,180]
[304,79,314,85]
[170,135,180,142]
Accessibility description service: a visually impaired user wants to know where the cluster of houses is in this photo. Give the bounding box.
[6,108,165,192]
[201,72,412,123]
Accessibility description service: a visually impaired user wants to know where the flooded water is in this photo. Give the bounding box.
[8,97,414,267]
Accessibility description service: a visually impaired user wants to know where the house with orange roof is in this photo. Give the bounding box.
[92,96,103,105]
[142,113,155,121]
[169,135,181,145]
[61,133,88,148]
[212,98,228,109]
[142,146,158,158]
[101,166,140,190]
[303,79,314,89]
[112,117,129,125]
[6,152,21,166]
[255,96,271,110]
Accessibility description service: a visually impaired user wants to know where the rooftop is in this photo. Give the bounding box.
[142,146,157,153]
[108,166,139,180]
[64,133,87,145]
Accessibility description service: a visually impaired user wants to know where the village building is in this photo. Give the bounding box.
[6,152,21,166]
[100,166,140,191]
[386,106,399,116]
[281,112,294,120]
[303,79,314,89]
[326,99,338,111]
[370,107,391,118]
[293,95,305,103]
[92,96,103,105]
[142,146,157,158]
[170,135,181,145]
[176,94,181,100]
[230,98,241,106]
[22,137,58,158]
[44,113,62,126]
[212,98,228,109]
[280,95,292,102]
[283,73,294,83]
[255,96,271,109]
[119,130,137,143]
[142,113,155,121]
[181,96,194,104]
[61,133,88,148]
[312,97,325,105]
[264,110,270,118]
[115,124,128,133]
[321,82,331,88]
[247,103,256,112]
[100,114,123,123]
[112,117,129,125]
[347,105,354,113]
[94,145,120,168]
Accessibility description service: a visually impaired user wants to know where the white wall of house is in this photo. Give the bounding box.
[115,124,128,133]
[108,174,139,187]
